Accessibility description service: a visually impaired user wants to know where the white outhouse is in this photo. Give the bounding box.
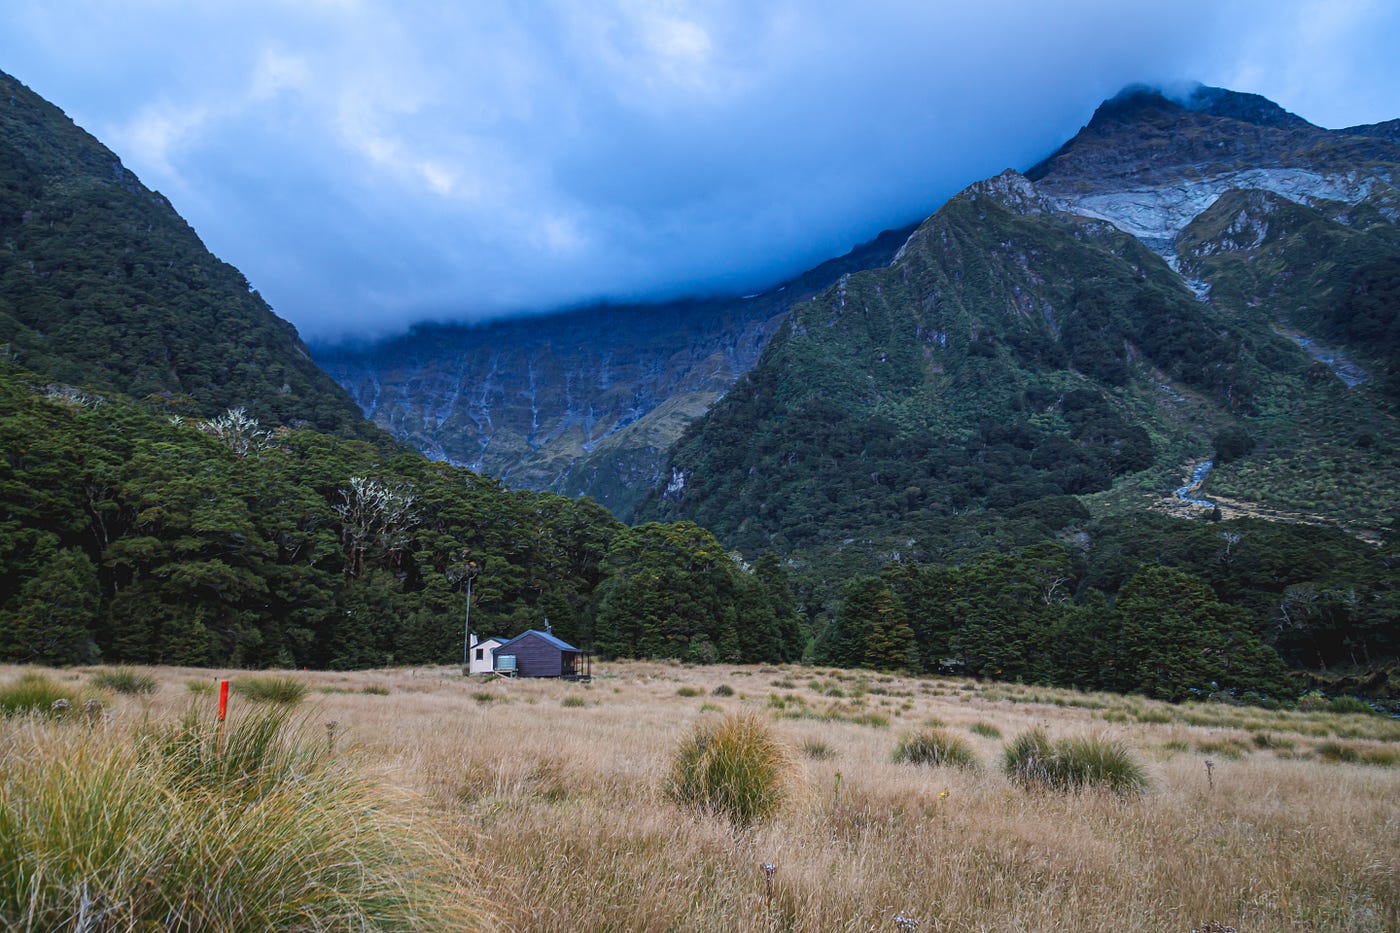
[467,633,504,675]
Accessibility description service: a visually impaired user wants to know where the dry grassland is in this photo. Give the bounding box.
[5,661,1398,932]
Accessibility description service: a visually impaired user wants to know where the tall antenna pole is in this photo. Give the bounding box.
[457,557,482,675]
[462,573,473,670]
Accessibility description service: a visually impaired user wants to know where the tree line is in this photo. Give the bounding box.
[815,519,1397,702]
[0,363,801,668]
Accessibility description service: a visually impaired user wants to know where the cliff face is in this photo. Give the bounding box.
[313,224,916,516]
[316,299,783,514]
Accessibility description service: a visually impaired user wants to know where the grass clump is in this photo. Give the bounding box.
[360,684,390,696]
[969,721,1002,739]
[1003,729,1149,795]
[892,727,980,770]
[1195,737,1248,760]
[675,686,703,697]
[711,684,735,697]
[1311,741,1396,767]
[1315,741,1361,764]
[665,710,794,829]
[0,673,82,717]
[1325,695,1376,716]
[561,695,587,708]
[89,667,159,696]
[232,675,308,706]
[800,738,835,760]
[0,706,490,931]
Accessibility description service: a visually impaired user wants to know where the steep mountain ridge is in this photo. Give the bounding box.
[0,69,382,442]
[314,222,918,515]
[644,84,1400,562]
[1027,85,1399,251]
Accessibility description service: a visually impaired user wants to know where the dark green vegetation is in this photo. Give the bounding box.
[0,363,799,668]
[592,523,802,664]
[644,167,1399,550]
[0,69,380,443]
[643,186,1192,554]
[0,68,799,672]
[815,521,1395,701]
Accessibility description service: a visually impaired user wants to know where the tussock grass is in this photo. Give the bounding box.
[89,666,159,695]
[1252,732,1294,751]
[1316,741,1400,767]
[675,685,703,697]
[1194,737,1250,760]
[1004,729,1149,794]
[232,674,307,705]
[969,721,1002,739]
[6,660,1395,930]
[0,704,490,931]
[0,672,83,717]
[892,727,980,770]
[666,710,795,828]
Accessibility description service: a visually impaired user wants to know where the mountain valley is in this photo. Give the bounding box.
[1,70,1396,699]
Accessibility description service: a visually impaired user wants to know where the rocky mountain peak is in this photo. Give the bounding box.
[1085,82,1315,133]
[1178,83,1315,130]
[1021,82,1399,254]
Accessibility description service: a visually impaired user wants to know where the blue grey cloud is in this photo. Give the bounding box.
[2,1,1398,338]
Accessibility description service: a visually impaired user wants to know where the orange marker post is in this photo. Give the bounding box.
[217,679,229,755]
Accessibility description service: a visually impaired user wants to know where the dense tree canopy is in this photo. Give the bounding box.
[0,363,797,669]
[592,522,802,664]
[815,520,1393,702]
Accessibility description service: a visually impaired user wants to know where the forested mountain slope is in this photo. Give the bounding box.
[0,69,382,443]
[645,85,1400,556]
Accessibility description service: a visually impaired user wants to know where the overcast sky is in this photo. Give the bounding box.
[3,1,1399,340]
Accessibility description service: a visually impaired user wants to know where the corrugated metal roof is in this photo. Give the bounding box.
[496,629,579,652]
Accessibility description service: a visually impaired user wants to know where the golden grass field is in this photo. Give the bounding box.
[4,660,1398,932]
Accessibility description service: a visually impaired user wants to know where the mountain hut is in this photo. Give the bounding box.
[492,629,589,679]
